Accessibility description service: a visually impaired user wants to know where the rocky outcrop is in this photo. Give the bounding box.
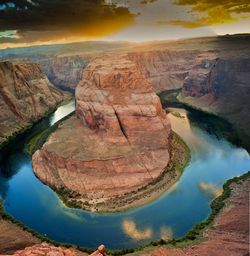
[32,54,171,210]
[41,55,90,90]
[0,61,65,148]
[10,243,88,256]
[8,243,106,256]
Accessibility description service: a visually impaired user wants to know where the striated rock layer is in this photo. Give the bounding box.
[179,50,250,150]
[41,55,90,90]
[32,54,171,206]
[127,50,197,92]
[0,61,65,147]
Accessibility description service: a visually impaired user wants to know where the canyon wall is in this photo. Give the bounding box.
[41,55,90,90]
[127,50,197,92]
[32,54,171,208]
[24,35,250,151]
[179,49,250,149]
[40,50,198,92]
[0,61,65,147]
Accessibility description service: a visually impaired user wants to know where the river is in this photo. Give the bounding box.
[0,100,249,250]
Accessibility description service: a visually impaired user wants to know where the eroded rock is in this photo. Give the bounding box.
[32,54,171,208]
[0,61,65,147]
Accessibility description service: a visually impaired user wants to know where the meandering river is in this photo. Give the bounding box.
[0,100,250,250]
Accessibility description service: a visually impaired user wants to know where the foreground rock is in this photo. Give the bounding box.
[8,243,88,256]
[0,61,66,148]
[32,54,172,211]
[0,215,40,255]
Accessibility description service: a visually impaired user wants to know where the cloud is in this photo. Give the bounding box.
[122,219,153,240]
[159,0,250,28]
[160,226,173,241]
[198,182,223,198]
[0,0,134,44]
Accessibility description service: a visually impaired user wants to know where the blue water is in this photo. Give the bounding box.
[0,102,249,250]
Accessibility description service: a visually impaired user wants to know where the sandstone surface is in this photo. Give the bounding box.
[32,54,171,209]
[0,61,65,148]
[8,243,88,256]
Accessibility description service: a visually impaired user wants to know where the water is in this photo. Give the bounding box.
[0,101,249,250]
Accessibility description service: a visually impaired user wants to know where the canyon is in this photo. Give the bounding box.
[21,36,249,150]
[0,61,66,149]
[40,55,90,90]
[32,53,178,211]
[30,35,250,210]
[0,35,249,255]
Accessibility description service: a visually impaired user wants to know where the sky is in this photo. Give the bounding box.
[0,0,249,49]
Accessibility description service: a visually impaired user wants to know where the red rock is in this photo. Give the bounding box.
[32,54,171,207]
[0,61,65,147]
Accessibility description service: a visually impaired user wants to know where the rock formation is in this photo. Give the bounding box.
[41,55,90,90]
[127,50,197,92]
[0,61,65,148]
[9,243,87,256]
[32,54,171,209]
[179,50,250,150]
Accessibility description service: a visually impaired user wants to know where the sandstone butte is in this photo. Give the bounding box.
[0,61,65,147]
[32,53,171,210]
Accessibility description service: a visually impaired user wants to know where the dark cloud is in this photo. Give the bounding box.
[160,0,250,28]
[0,0,134,44]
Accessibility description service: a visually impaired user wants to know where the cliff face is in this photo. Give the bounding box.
[127,50,197,92]
[41,55,90,90]
[0,61,65,147]
[40,50,197,92]
[32,54,171,207]
[179,51,250,149]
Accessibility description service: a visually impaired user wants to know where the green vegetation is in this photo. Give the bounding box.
[158,89,182,107]
[171,111,185,119]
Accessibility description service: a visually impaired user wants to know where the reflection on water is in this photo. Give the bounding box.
[198,182,223,198]
[160,226,173,241]
[0,104,250,249]
[122,219,152,240]
[49,100,75,125]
